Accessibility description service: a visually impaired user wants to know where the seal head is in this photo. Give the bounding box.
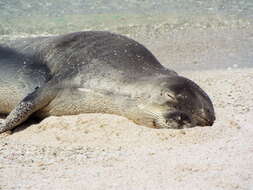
[137,76,215,129]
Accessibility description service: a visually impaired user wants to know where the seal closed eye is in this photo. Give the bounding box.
[0,31,215,133]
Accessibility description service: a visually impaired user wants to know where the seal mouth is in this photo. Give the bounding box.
[139,104,214,129]
[152,112,215,129]
[153,118,192,129]
[152,111,193,129]
[193,114,214,126]
[139,107,194,129]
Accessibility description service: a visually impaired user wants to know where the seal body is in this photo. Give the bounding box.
[0,31,215,133]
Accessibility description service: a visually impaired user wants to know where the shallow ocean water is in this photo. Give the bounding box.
[1,0,253,70]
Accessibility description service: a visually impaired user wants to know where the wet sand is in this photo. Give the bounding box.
[0,26,253,189]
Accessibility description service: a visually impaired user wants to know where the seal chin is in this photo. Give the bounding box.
[153,111,193,129]
[141,108,214,129]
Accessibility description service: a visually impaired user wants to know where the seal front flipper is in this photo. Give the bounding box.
[0,80,58,134]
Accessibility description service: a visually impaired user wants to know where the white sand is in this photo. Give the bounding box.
[1,27,253,189]
[1,69,252,190]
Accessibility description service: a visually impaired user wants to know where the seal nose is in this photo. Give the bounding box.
[195,103,216,126]
[195,114,215,126]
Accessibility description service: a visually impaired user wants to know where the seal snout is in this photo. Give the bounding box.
[196,98,216,127]
[194,111,215,127]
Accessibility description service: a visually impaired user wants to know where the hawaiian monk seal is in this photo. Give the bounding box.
[0,31,215,133]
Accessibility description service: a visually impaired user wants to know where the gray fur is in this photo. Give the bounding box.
[0,31,215,133]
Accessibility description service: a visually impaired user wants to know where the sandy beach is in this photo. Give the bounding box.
[0,23,253,190]
[0,69,252,190]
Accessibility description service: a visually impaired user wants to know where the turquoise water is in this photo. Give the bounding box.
[0,0,253,70]
[0,0,253,34]
[1,0,253,18]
